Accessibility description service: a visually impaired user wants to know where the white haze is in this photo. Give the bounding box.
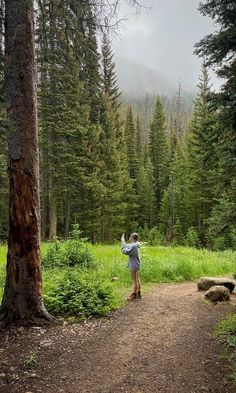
[112,0,220,96]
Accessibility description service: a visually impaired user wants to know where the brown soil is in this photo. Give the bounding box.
[1,282,236,393]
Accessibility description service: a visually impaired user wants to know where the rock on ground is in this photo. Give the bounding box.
[205,285,231,303]
[198,277,235,293]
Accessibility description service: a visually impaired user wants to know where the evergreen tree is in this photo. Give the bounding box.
[195,0,236,245]
[125,106,138,182]
[101,33,121,109]
[37,1,103,240]
[136,114,144,168]
[160,137,188,243]
[80,9,101,124]
[149,97,169,223]
[137,156,156,228]
[2,0,52,324]
[186,65,217,245]
[0,0,7,240]
[99,35,132,241]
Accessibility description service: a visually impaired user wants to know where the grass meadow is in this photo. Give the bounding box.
[0,243,235,318]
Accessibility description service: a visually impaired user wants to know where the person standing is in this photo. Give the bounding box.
[121,233,141,301]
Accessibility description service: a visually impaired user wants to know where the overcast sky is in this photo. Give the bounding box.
[112,0,219,90]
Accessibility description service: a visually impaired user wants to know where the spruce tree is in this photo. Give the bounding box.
[149,97,169,223]
[125,106,138,182]
[99,35,133,241]
[195,0,236,246]
[186,64,217,245]
[160,136,188,244]
[137,156,156,228]
[37,1,103,240]
[101,33,121,109]
[136,114,144,169]
[0,0,7,240]
[2,0,52,324]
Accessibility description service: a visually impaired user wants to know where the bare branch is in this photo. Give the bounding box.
[89,0,152,32]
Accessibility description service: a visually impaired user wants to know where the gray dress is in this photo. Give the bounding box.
[121,241,141,270]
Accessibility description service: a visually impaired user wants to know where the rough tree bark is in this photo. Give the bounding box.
[1,0,53,324]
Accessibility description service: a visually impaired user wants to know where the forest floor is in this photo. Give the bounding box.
[1,281,236,393]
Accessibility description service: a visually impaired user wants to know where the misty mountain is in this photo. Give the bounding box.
[115,57,196,97]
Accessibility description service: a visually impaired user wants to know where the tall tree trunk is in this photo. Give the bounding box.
[2,0,53,324]
[0,0,4,51]
[49,189,57,240]
[41,164,50,240]
[64,192,71,239]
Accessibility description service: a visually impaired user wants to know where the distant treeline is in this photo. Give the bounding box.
[0,0,235,250]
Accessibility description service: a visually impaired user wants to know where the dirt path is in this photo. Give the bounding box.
[1,282,236,393]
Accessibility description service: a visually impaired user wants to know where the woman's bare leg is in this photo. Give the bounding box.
[137,271,141,293]
[131,270,138,294]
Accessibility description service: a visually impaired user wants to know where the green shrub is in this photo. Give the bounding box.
[138,225,151,242]
[215,314,236,337]
[185,227,199,248]
[43,270,113,319]
[173,218,184,245]
[215,314,236,384]
[148,227,165,246]
[42,224,95,269]
[207,197,236,251]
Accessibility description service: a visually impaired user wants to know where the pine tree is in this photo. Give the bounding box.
[101,33,121,109]
[80,9,101,124]
[137,156,156,228]
[195,0,236,245]
[2,0,52,323]
[136,114,144,169]
[159,86,189,244]
[149,96,169,223]
[186,64,217,245]
[125,106,138,182]
[160,137,188,243]
[0,0,8,240]
[99,35,133,241]
[37,1,103,240]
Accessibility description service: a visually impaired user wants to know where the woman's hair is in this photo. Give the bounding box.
[130,233,139,242]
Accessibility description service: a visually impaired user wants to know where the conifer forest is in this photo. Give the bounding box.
[1,2,236,391]
[0,0,235,251]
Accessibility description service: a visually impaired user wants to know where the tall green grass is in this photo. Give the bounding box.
[0,243,235,311]
[92,244,236,284]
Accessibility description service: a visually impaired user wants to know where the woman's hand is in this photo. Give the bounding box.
[121,234,125,242]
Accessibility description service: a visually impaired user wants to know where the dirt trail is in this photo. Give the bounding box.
[1,282,236,393]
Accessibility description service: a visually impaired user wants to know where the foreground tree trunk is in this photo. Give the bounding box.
[1,0,53,324]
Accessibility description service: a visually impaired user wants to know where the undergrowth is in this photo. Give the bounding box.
[215,314,236,385]
[0,237,235,320]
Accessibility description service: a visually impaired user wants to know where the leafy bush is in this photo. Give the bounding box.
[215,314,236,337]
[173,218,184,245]
[138,225,150,242]
[148,227,165,246]
[207,197,236,251]
[215,313,236,384]
[43,270,113,319]
[42,224,95,269]
[185,227,199,248]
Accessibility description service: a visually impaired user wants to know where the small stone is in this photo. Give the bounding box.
[17,327,24,333]
[29,373,37,378]
[0,372,5,378]
[40,339,53,348]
